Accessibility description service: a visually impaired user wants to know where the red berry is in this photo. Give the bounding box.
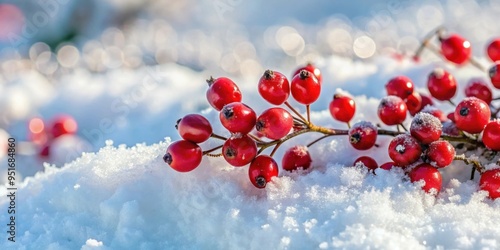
[329,93,356,123]
[454,97,491,134]
[427,68,457,101]
[388,134,422,167]
[420,94,434,109]
[290,70,321,105]
[39,143,50,159]
[220,102,256,134]
[248,155,279,188]
[282,145,312,172]
[385,76,414,99]
[410,113,442,144]
[353,156,378,171]
[427,140,455,168]
[28,117,48,145]
[479,168,500,199]
[421,106,447,122]
[489,63,500,89]
[482,120,500,151]
[293,63,322,84]
[206,77,242,111]
[222,134,257,167]
[255,107,293,140]
[378,96,407,126]
[258,70,290,105]
[164,140,202,172]
[487,38,500,62]
[176,114,212,143]
[465,80,493,105]
[50,115,78,138]
[440,34,471,65]
[380,162,396,170]
[409,163,442,194]
[406,92,423,116]
[348,121,377,150]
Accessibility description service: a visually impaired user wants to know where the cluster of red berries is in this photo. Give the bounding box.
[28,115,78,159]
[164,29,500,200]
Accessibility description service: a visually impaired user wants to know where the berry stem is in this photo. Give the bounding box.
[269,142,283,157]
[347,122,351,129]
[447,99,456,106]
[284,101,308,124]
[248,133,265,143]
[454,154,485,174]
[203,145,223,155]
[399,123,408,132]
[211,133,228,141]
[307,134,333,147]
[306,105,311,123]
[414,26,445,60]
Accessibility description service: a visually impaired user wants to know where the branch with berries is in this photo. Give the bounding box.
[164,29,500,200]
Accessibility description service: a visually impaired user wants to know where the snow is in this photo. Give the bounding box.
[1,0,500,249]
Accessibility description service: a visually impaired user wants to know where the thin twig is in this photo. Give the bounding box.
[203,145,223,155]
[284,101,307,123]
[211,133,227,141]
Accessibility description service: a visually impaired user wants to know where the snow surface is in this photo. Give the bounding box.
[1,0,500,249]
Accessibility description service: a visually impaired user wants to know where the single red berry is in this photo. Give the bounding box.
[206,77,242,111]
[410,113,442,144]
[480,168,500,199]
[388,134,422,167]
[446,112,455,123]
[282,145,312,172]
[487,38,500,62]
[290,70,321,105]
[176,114,212,143]
[406,92,423,116]
[353,156,378,171]
[255,107,293,140]
[454,97,491,134]
[420,94,434,109]
[427,68,457,101]
[378,96,407,126]
[164,140,202,172]
[440,34,471,65]
[293,63,322,84]
[28,117,48,145]
[421,106,447,122]
[258,70,290,105]
[50,115,78,138]
[385,76,414,99]
[465,80,493,105]
[409,163,442,194]
[482,120,500,151]
[348,121,377,150]
[220,102,256,134]
[329,93,356,123]
[248,155,279,188]
[427,140,455,168]
[380,162,396,170]
[222,134,257,167]
[489,63,500,89]
[39,143,50,159]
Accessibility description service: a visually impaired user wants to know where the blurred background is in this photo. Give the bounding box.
[0,0,499,180]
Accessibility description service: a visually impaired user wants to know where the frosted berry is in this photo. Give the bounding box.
[255,107,293,140]
[222,134,257,167]
[427,68,457,101]
[164,140,202,172]
[293,63,322,84]
[248,155,279,188]
[479,169,500,199]
[482,120,500,151]
[348,121,377,150]
[454,97,491,134]
[258,70,290,105]
[282,145,312,172]
[388,134,422,167]
[220,102,256,134]
[410,113,442,144]
[380,162,396,170]
[465,80,493,105]
[176,114,212,143]
[378,96,407,126]
[385,76,414,99]
[440,34,471,65]
[353,156,378,171]
[50,115,78,138]
[487,38,500,62]
[406,92,423,116]
[206,77,242,111]
[421,106,447,122]
[489,63,500,89]
[329,93,356,123]
[290,70,321,105]
[427,140,455,168]
[409,163,442,194]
